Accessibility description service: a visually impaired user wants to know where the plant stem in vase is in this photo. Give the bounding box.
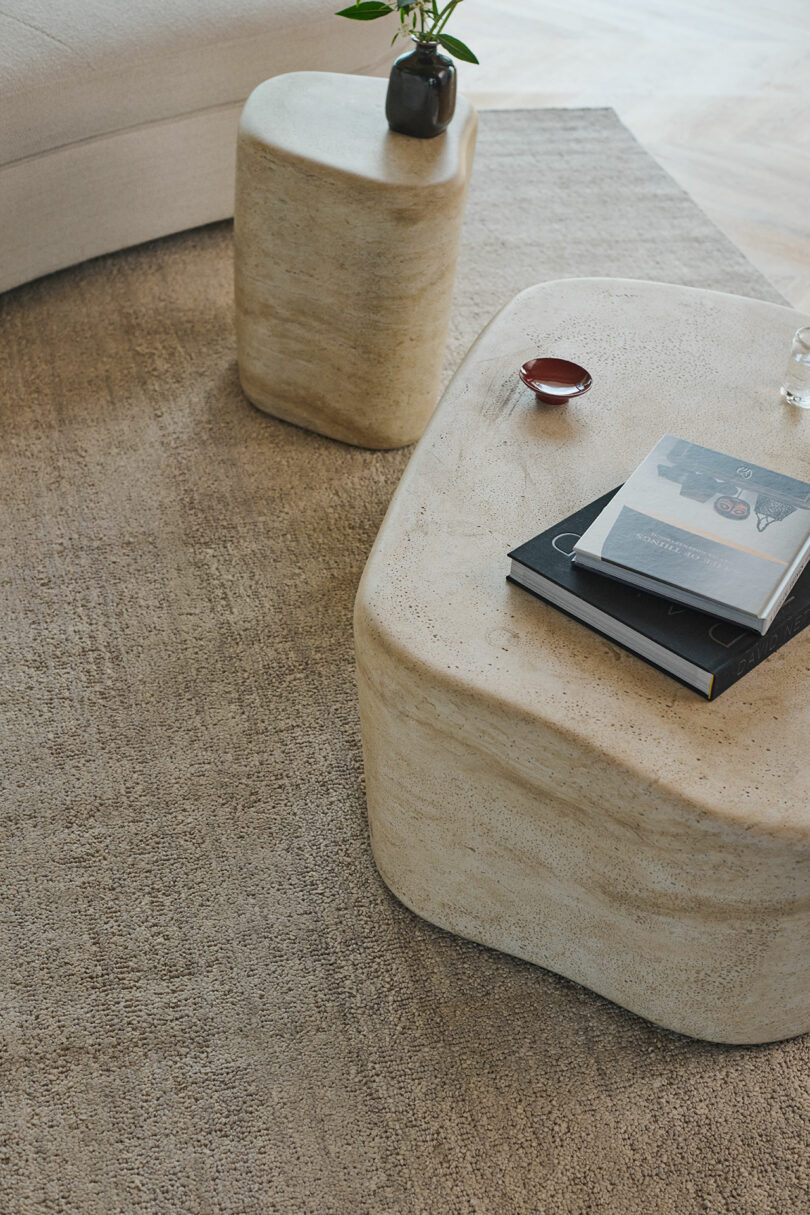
[335,1,478,138]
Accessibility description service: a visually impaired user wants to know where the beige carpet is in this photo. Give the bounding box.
[1,109,804,1215]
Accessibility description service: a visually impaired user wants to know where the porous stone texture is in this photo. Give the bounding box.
[355,277,810,1045]
[234,72,477,449]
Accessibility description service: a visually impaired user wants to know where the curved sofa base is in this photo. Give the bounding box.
[2,61,391,294]
[2,104,244,293]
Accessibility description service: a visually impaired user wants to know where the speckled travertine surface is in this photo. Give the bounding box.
[234,72,477,449]
[355,277,810,1044]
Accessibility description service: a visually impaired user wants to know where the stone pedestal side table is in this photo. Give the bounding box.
[234,72,477,449]
[355,277,810,1045]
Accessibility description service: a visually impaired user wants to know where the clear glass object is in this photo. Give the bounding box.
[781,325,810,409]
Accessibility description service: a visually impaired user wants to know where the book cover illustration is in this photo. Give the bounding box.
[573,437,810,622]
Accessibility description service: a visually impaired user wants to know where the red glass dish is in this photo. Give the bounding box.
[519,357,592,404]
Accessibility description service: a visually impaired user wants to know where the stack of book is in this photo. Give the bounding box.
[507,435,810,698]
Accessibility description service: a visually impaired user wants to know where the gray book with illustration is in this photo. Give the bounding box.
[572,436,810,634]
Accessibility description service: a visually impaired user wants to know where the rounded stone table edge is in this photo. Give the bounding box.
[354,276,810,1044]
[355,608,810,1045]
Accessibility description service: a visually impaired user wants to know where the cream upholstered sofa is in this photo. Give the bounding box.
[1,0,392,292]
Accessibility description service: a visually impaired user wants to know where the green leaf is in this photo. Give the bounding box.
[335,2,393,20]
[436,32,479,63]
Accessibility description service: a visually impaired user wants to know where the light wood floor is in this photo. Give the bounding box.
[454,0,810,311]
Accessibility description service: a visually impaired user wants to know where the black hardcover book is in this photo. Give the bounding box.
[508,490,810,699]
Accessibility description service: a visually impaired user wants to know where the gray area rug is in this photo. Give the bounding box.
[0,108,802,1215]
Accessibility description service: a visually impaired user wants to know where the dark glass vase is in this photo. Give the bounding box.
[385,41,457,139]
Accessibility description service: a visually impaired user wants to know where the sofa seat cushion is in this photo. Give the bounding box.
[0,1,392,291]
[1,0,391,165]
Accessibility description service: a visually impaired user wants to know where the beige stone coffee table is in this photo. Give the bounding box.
[234,73,477,450]
[355,277,810,1045]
